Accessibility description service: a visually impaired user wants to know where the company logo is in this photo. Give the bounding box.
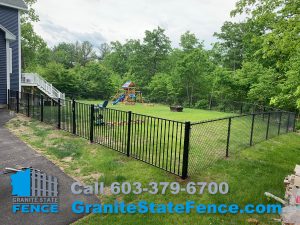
[10,168,59,213]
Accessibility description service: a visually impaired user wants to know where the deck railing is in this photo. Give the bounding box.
[21,73,65,100]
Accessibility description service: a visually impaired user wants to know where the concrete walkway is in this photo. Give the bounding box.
[0,109,99,225]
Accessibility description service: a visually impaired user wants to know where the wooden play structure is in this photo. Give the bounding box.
[112,81,143,105]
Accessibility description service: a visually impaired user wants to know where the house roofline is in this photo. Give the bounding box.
[0,24,16,41]
[0,2,28,11]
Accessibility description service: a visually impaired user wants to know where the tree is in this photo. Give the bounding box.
[214,22,246,71]
[37,62,80,96]
[79,62,114,99]
[147,73,178,104]
[76,41,97,66]
[246,64,279,104]
[98,43,111,60]
[52,42,77,68]
[270,48,300,110]
[175,48,214,106]
[180,31,199,51]
[209,67,236,103]
[21,0,50,70]
[102,41,130,77]
[142,27,171,82]
[103,28,172,88]
[230,0,300,110]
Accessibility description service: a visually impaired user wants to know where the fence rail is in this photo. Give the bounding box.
[7,90,296,179]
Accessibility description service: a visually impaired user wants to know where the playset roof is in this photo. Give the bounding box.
[122,81,135,88]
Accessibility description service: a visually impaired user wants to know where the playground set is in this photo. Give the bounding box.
[112,81,143,105]
[95,81,145,126]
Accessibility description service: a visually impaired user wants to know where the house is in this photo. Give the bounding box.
[0,0,27,106]
[0,0,65,107]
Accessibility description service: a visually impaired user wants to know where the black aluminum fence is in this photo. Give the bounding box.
[7,90,296,178]
[8,90,188,178]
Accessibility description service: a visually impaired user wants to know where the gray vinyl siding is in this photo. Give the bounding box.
[0,30,7,104]
[0,5,19,94]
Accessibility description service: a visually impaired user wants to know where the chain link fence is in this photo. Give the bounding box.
[189,111,296,176]
[207,99,287,114]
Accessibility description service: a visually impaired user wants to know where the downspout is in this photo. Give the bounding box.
[18,10,21,92]
[6,40,10,103]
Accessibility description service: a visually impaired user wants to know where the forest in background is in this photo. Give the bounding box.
[21,0,300,111]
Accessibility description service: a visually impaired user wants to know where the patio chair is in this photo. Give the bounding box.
[98,100,109,109]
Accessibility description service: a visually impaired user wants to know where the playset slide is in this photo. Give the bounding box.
[112,94,125,105]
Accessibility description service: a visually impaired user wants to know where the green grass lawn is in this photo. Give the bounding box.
[74,101,236,176]
[79,100,233,122]
[27,100,294,177]
[6,115,300,225]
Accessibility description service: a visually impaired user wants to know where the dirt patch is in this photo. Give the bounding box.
[7,117,34,135]
[6,114,102,201]
[74,168,81,174]
[89,148,98,155]
[16,115,31,122]
[48,132,64,139]
[14,126,33,135]
[61,156,73,162]
[103,187,112,196]
[82,173,104,181]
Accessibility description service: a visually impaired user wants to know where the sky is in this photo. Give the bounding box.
[33,0,243,49]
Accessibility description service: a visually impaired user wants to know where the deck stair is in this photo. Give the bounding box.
[21,73,65,102]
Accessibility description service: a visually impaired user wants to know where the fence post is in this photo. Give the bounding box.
[90,104,95,143]
[57,98,61,129]
[240,104,243,114]
[182,121,191,179]
[252,105,255,113]
[226,118,231,157]
[72,99,76,135]
[266,113,271,140]
[278,112,282,135]
[286,113,291,133]
[208,98,212,110]
[27,93,30,117]
[126,111,132,157]
[293,113,297,132]
[250,114,255,146]
[40,95,44,122]
[16,90,19,113]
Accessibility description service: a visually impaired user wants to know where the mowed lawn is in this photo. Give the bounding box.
[79,100,233,122]
[6,115,300,225]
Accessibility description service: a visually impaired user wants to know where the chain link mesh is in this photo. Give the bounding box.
[189,119,228,175]
[189,111,295,176]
